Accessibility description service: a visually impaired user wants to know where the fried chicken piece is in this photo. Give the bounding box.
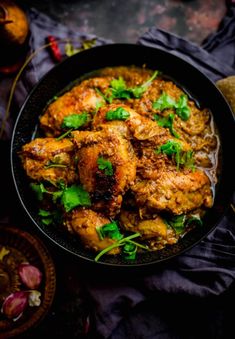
[72,128,137,216]
[132,169,213,215]
[20,137,78,185]
[65,208,120,254]
[93,103,164,140]
[120,210,167,239]
[40,77,110,136]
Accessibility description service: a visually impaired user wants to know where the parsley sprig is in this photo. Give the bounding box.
[153,92,190,121]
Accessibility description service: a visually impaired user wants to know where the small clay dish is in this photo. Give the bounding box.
[0,225,56,338]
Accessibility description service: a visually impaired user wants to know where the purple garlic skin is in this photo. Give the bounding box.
[1,291,28,319]
[19,263,42,289]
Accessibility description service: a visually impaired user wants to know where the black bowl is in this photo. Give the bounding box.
[10,43,235,268]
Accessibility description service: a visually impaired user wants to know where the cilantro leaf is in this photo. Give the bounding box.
[153,92,191,120]
[38,209,52,217]
[105,107,130,121]
[122,242,137,260]
[97,157,113,176]
[179,150,195,170]
[38,209,53,225]
[156,140,182,156]
[175,95,190,120]
[155,140,182,170]
[38,209,63,226]
[154,113,180,138]
[165,214,202,235]
[166,215,186,235]
[110,77,127,92]
[153,92,176,111]
[103,71,158,103]
[96,221,123,241]
[130,70,158,98]
[61,184,91,212]
[186,215,203,227]
[30,183,48,201]
[61,112,88,129]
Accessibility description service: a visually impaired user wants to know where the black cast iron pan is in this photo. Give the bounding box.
[10,44,235,269]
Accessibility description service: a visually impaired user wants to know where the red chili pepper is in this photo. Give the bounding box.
[46,35,62,62]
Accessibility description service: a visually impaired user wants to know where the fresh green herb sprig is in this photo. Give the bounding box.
[165,214,202,235]
[96,221,123,241]
[38,209,62,226]
[122,242,137,260]
[153,92,176,111]
[57,112,88,140]
[44,162,67,169]
[61,112,88,129]
[61,185,91,212]
[154,113,180,138]
[130,70,159,98]
[97,157,113,176]
[98,71,158,103]
[30,182,91,212]
[94,232,150,262]
[155,140,195,170]
[155,140,182,170]
[153,92,191,121]
[105,107,130,121]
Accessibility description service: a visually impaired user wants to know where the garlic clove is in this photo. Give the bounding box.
[18,263,42,289]
[28,290,41,307]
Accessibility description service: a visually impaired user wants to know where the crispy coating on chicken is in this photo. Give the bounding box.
[40,77,110,136]
[132,169,213,215]
[65,208,120,254]
[20,137,78,185]
[72,128,137,217]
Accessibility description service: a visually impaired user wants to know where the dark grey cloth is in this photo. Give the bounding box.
[0,5,235,339]
[0,8,110,140]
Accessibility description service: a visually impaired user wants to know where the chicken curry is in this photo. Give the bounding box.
[20,66,219,261]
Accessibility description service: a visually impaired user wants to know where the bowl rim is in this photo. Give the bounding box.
[10,43,235,268]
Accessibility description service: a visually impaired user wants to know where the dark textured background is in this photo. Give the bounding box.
[21,0,226,44]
